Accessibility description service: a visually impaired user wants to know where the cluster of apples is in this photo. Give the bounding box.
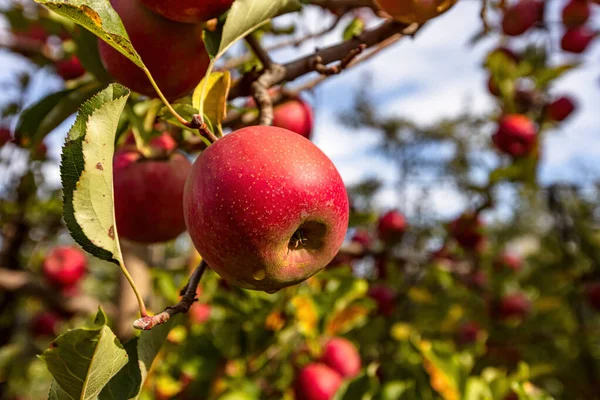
[295,337,361,400]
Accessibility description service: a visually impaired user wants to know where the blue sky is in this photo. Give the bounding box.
[1,0,599,220]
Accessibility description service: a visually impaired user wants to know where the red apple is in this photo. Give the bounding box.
[377,210,407,245]
[113,147,191,243]
[43,246,87,288]
[98,0,210,99]
[295,363,343,400]
[55,55,86,81]
[351,229,372,248]
[492,114,537,157]
[272,99,314,140]
[368,284,396,316]
[150,132,178,154]
[468,270,488,290]
[584,282,600,311]
[12,22,49,44]
[320,337,361,378]
[183,126,349,292]
[140,0,234,23]
[189,302,211,324]
[374,0,458,24]
[31,311,61,338]
[548,96,576,122]
[449,213,485,251]
[494,252,522,272]
[561,27,596,53]
[495,293,531,321]
[456,321,480,345]
[0,128,11,147]
[502,0,543,36]
[562,0,590,27]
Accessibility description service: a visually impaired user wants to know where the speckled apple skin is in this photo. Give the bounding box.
[272,99,314,140]
[141,0,234,23]
[184,126,349,292]
[114,150,192,243]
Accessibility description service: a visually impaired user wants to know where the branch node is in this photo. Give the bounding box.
[311,44,367,76]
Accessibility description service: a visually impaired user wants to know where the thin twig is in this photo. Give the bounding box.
[133,261,208,330]
[245,34,273,68]
[311,44,366,75]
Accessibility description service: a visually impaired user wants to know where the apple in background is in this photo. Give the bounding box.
[494,293,531,321]
[548,96,576,122]
[272,99,314,140]
[140,0,233,23]
[12,22,49,44]
[561,27,597,53]
[351,229,372,248]
[184,126,349,292]
[492,114,537,157]
[98,0,210,100]
[55,55,86,81]
[31,311,61,338]
[468,270,488,290]
[562,0,590,27]
[456,321,481,345]
[374,0,458,24]
[377,210,407,245]
[502,0,543,36]
[113,140,191,243]
[494,252,522,273]
[31,142,48,161]
[584,282,600,311]
[320,337,361,378]
[449,213,485,251]
[295,363,343,400]
[189,302,211,324]
[368,284,396,316]
[43,246,87,288]
[0,128,11,147]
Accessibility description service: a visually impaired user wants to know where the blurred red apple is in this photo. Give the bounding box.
[377,210,407,245]
[548,96,576,122]
[189,302,211,324]
[140,0,234,23]
[351,229,372,248]
[495,293,531,321]
[55,55,86,81]
[183,126,349,292]
[502,0,543,36]
[456,321,481,345]
[272,99,314,140]
[494,252,522,272]
[562,0,590,27]
[449,213,485,251]
[368,284,396,316]
[492,114,537,157]
[43,246,87,288]
[295,363,343,400]
[584,282,600,311]
[561,27,596,53]
[320,337,361,378]
[31,311,61,338]
[0,128,11,147]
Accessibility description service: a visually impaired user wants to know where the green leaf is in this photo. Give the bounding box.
[464,377,493,400]
[99,317,179,400]
[39,309,128,400]
[192,71,231,136]
[34,0,145,69]
[536,63,579,89]
[61,83,130,264]
[15,83,101,148]
[48,380,72,400]
[343,18,365,41]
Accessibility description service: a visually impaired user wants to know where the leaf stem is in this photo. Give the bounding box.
[142,67,189,127]
[118,259,149,318]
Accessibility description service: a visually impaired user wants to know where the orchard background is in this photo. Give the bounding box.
[0,0,599,399]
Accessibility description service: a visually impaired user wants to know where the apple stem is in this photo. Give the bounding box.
[142,67,189,127]
[133,260,208,330]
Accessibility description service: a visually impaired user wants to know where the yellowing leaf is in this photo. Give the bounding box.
[291,296,318,338]
[192,71,231,136]
[408,287,434,304]
[325,304,369,336]
[265,310,286,332]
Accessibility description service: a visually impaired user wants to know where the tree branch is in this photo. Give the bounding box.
[246,33,273,68]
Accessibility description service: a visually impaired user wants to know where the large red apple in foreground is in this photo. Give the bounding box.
[374,0,457,24]
[141,0,234,23]
[98,0,210,99]
[114,147,191,243]
[320,337,362,378]
[295,363,343,400]
[183,126,349,292]
[272,99,314,140]
[43,246,87,288]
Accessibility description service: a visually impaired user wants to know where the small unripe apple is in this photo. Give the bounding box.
[113,147,191,243]
[494,252,522,272]
[140,0,234,23]
[562,0,590,27]
[374,0,458,24]
[456,321,481,345]
[98,0,210,99]
[43,246,87,288]
[55,55,86,81]
[0,128,11,147]
[561,27,597,53]
[377,210,407,245]
[502,0,543,36]
[295,363,343,400]
[183,126,349,292]
[320,337,361,378]
[449,213,485,251]
[548,96,576,122]
[368,284,396,316]
[31,311,61,338]
[492,114,537,157]
[584,282,600,311]
[351,229,372,248]
[271,99,314,140]
[495,293,531,321]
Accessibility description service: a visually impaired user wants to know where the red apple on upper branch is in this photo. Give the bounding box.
[55,55,86,81]
[502,0,543,36]
[374,0,458,24]
[377,210,407,245]
[183,126,349,292]
[494,252,522,273]
[113,139,191,243]
[295,363,343,400]
[562,0,590,27]
[140,0,234,23]
[492,114,537,157]
[449,213,486,251]
[561,27,597,53]
[98,0,210,99]
[42,246,87,288]
[272,99,314,140]
[548,96,576,122]
[320,337,362,378]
